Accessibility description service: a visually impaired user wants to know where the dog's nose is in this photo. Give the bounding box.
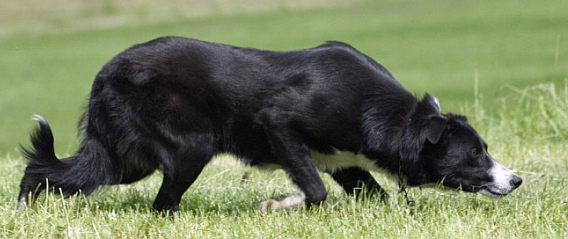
[510,175,522,188]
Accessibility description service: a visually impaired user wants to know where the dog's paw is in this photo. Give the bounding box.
[17,196,28,211]
[259,193,305,213]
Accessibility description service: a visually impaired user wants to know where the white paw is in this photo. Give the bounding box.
[259,192,305,212]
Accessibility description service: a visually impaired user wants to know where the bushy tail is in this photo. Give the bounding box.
[18,115,117,209]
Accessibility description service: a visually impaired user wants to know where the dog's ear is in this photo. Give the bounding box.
[423,93,441,113]
[400,114,448,161]
[424,115,447,144]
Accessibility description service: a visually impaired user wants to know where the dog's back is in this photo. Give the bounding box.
[94,37,416,162]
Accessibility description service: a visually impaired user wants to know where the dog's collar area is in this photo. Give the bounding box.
[398,181,415,206]
[397,171,414,205]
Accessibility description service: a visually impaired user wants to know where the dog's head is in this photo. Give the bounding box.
[400,94,522,197]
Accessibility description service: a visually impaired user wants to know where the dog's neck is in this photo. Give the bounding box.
[361,94,442,186]
[396,94,444,186]
[360,94,419,174]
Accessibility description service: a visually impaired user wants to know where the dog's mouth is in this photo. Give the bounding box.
[417,183,515,197]
[477,185,513,197]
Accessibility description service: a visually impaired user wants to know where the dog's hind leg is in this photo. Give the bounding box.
[151,139,215,213]
[152,156,211,213]
[327,167,389,200]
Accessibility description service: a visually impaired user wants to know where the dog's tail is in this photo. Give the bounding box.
[17,115,117,210]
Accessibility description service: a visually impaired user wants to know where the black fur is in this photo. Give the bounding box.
[18,37,521,212]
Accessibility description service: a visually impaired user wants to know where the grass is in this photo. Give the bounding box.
[0,0,567,238]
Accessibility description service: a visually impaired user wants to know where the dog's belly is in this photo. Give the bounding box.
[257,150,395,177]
[310,150,383,173]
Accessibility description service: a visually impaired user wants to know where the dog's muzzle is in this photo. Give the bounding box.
[479,162,522,197]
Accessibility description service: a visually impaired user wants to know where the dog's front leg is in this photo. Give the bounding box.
[260,128,327,212]
[259,192,306,212]
[327,167,389,200]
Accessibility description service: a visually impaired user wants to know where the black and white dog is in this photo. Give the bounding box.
[18,37,522,212]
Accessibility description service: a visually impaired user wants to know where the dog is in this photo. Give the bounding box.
[18,37,522,212]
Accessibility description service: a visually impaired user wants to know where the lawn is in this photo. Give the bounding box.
[1,0,567,238]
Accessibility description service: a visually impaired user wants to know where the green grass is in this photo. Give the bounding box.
[1,0,567,238]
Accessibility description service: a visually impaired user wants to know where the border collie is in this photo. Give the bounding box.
[18,37,522,212]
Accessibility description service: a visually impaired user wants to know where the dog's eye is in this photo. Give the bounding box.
[470,149,479,157]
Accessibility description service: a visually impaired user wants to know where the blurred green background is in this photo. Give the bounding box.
[1,0,567,156]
